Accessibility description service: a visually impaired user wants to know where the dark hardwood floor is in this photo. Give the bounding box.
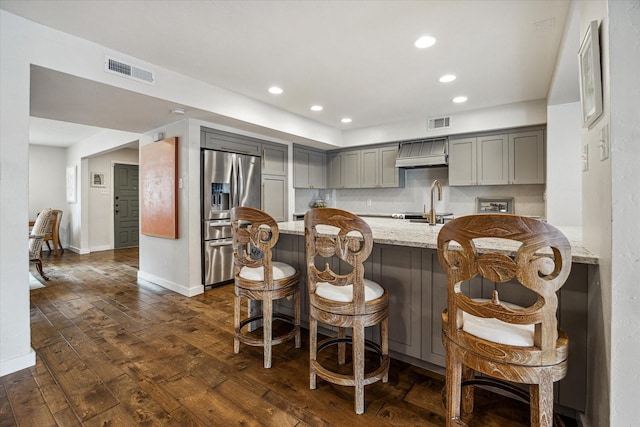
[1,248,578,426]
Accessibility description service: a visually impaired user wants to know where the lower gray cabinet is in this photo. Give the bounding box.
[370,244,423,359]
[262,175,287,222]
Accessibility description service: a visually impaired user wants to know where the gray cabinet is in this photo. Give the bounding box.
[262,143,287,176]
[293,147,326,189]
[262,175,287,222]
[477,134,509,185]
[261,142,289,221]
[509,130,545,184]
[327,152,343,189]
[343,150,361,188]
[449,128,545,186]
[327,144,403,189]
[202,128,261,155]
[370,244,423,358]
[448,137,477,186]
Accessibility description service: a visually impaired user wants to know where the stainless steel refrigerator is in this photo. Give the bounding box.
[202,149,261,288]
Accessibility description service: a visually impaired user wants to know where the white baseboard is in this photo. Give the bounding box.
[68,246,90,255]
[89,245,112,252]
[0,348,35,376]
[137,271,203,297]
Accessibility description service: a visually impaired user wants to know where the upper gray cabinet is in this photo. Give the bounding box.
[449,128,544,186]
[293,146,326,189]
[328,144,403,189]
[509,130,545,184]
[262,142,287,176]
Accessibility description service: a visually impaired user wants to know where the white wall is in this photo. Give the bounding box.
[28,145,69,249]
[608,2,640,426]
[88,148,139,251]
[546,102,582,226]
[137,120,201,296]
[342,99,548,147]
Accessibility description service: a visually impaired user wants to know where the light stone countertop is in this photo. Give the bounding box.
[278,218,598,265]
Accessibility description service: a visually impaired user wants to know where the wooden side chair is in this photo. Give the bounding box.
[230,206,301,368]
[437,214,572,427]
[304,208,389,414]
[43,209,64,255]
[29,208,54,281]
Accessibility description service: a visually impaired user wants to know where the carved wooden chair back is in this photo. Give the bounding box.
[231,206,280,290]
[437,214,572,426]
[229,206,300,369]
[304,207,374,315]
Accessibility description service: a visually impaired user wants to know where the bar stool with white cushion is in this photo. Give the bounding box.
[231,207,301,369]
[438,214,571,427]
[304,207,389,414]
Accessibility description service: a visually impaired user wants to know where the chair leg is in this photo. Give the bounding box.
[381,317,389,383]
[294,288,301,348]
[45,241,52,252]
[309,316,318,389]
[530,377,554,427]
[263,294,273,369]
[445,343,463,426]
[338,327,346,365]
[233,290,241,354]
[461,366,475,414]
[34,259,50,281]
[353,320,365,414]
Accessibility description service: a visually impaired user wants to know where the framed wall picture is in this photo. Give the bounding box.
[476,197,514,214]
[578,20,603,128]
[66,166,77,203]
[91,171,106,187]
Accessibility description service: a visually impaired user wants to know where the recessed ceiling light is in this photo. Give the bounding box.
[170,108,185,115]
[268,86,283,95]
[414,35,436,49]
[452,96,468,103]
[310,105,323,112]
[439,74,456,83]
[341,118,352,124]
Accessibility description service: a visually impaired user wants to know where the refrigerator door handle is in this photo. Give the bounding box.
[237,155,244,204]
[208,239,233,247]
[231,154,238,207]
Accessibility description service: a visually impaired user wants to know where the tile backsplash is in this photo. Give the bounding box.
[295,167,545,219]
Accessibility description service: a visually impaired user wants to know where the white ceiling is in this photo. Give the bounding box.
[2,0,577,147]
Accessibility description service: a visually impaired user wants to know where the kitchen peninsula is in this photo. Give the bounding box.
[273,216,596,416]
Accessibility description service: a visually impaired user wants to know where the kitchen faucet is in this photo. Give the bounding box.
[423,179,442,226]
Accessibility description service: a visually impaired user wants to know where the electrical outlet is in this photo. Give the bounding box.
[582,144,589,172]
[366,199,372,206]
[600,124,609,161]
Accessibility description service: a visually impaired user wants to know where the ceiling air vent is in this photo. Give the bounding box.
[427,116,451,130]
[105,56,155,84]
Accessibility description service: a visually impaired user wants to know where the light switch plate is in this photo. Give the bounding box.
[600,124,609,161]
[582,144,589,172]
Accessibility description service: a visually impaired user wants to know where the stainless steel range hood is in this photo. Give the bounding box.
[395,137,448,168]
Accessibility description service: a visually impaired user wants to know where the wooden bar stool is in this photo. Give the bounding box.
[437,214,572,427]
[304,208,389,414]
[230,207,301,368]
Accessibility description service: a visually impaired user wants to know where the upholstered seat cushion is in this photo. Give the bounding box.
[461,299,535,347]
[315,278,384,303]
[239,261,297,281]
